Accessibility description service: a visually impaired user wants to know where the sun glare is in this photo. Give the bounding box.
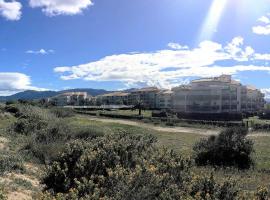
[197,0,228,43]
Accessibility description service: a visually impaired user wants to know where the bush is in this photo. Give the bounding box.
[50,108,74,118]
[42,134,196,199]
[72,125,105,140]
[193,127,254,169]
[0,155,24,175]
[4,105,20,115]
[255,186,269,200]
[189,174,238,200]
[42,134,240,200]
[22,118,72,164]
[0,187,6,200]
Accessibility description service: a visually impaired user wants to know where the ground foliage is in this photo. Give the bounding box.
[193,127,254,169]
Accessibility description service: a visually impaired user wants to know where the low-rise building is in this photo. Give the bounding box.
[48,92,90,106]
[172,75,265,114]
[156,90,173,110]
[128,87,160,109]
[96,92,129,105]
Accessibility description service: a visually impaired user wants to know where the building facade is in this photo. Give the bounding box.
[172,75,265,114]
[156,90,173,110]
[48,92,90,106]
[128,87,160,109]
[96,92,129,105]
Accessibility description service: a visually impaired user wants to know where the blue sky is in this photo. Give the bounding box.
[0,0,270,97]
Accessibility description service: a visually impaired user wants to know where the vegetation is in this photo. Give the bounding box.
[42,134,240,200]
[193,127,254,169]
[0,102,269,199]
[0,155,24,175]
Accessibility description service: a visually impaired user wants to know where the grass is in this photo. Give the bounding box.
[245,116,270,125]
[82,109,152,118]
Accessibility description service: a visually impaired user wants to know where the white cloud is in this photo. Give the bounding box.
[261,88,270,99]
[0,73,47,96]
[258,16,270,24]
[0,0,22,21]
[26,49,54,55]
[54,37,270,89]
[29,0,93,16]
[253,15,270,35]
[168,43,189,50]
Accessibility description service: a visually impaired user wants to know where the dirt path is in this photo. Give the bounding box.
[83,116,270,137]
[82,116,220,136]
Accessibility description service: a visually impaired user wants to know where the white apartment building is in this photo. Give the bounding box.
[128,87,160,109]
[172,75,265,114]
[96,92,129,105]
[156,90,173,110]
[48,92,90,106]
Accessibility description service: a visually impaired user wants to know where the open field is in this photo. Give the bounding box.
[0,108,270,198]
[81,109,152,118]
[71,115,270,167]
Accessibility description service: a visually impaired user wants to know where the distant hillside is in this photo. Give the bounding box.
[0,88,111,102]
[0,90,58,102]
[61,88,111,97]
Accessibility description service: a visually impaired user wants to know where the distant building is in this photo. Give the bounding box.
[96,92,129,105]
[156,90,173,110]
[48,92,90,106]
[128,87,160,109]
[172,75,265,114]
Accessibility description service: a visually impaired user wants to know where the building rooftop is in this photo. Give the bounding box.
[57,92,88,97]
[101,92,129,97]
[132,87,160,93]
[158,90,174,95]
[191,75,241,85]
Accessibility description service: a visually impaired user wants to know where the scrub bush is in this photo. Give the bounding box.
[193,127,254,169]
[42,134,239,200]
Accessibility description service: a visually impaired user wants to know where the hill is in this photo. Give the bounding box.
[0,88,111,102]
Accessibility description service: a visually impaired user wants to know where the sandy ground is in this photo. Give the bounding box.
[0,136,8,151]
[0,136,41,200]
[83,116,270,137]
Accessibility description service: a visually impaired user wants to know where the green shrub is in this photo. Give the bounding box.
[42,134,196,199]
[193,127,254,169]
[4,104,19,115]
[0,187,6,200]
[255,186,269,200]
[72,125,105,140]
[22,119,72,164]
[50,108,74,118]
[0,155,24,175]
[189,174,238,200]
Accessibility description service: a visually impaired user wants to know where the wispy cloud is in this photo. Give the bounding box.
[29,0,93,16]
[253,14,270,35]
[54,36,270,89]
[0,0,22,21]
[26,49,54,55]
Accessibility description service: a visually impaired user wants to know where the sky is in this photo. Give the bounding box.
[0,0,270,97]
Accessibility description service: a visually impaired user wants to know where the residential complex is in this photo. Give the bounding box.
[96,92,129,105]
[128,87,160,109]
[48,92,90,106]
[172,75,265,113]
[156,90,173,110]
[48,75,265,114]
